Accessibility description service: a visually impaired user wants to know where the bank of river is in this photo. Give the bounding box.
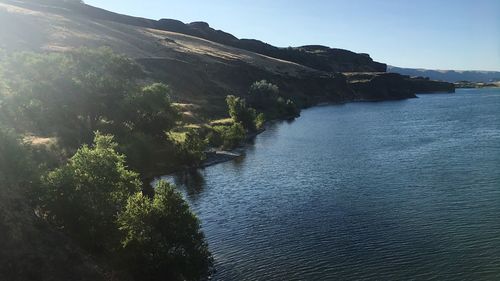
[162,88,500,281]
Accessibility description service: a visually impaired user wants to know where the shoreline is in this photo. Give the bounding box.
[199,124,268,169]
[153,91,455,182]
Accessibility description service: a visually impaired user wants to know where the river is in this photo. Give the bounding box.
[163,88,500,280]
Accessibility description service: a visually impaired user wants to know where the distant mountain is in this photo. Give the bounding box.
[388,66,500,83]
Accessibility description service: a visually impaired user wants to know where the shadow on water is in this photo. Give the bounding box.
[171,170,206,201]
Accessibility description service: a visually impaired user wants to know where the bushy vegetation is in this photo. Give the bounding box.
[247,80,300,119]
[0,48,302,281]
[226,95,259,131]
[40,133,141,254]
[207,122,246,149]
[248,80,279,109]
[39,133,212,280]
[169,129,207,167]
[118,180,212,281]
[0,48,212,280]
[0,48,204,173]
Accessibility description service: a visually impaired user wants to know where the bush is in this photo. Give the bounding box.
[246,80,300,119]
[277,97,300,118]
[169,130,207,167]
[121,83,179,138]
[208,123,246,149]
[1,48,185,172]
[226,95,258,131]
[118,180,212,281]
[40,132,142,254]
[255,113,266,130]
[248,80,279,110]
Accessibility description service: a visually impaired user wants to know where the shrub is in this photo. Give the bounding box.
[226,95,257,131]
[255,113,266,130]
[169,130,207,166]
[122,83,179,138]
[118,180,212,281]
[248,80,279,110]
[208,123,246,149]
[246,80,300,119]
[40,132,142,254]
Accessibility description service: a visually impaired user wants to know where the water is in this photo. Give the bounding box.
[164,88,500,281]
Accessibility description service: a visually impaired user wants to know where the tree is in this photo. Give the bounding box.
[169,129,207,167]
[2,48,143,147]
[118,180,212,281]
[247,80,300,119]
[277,97,300,117]
[1,48,185,171]
[122,83,179,138]
[248,80,279,110]
[208,123,246,149]
[226,95,258,131]
[40,132,142,254]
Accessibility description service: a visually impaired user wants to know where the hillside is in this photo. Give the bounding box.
[0,0,453,118]
[388,66,500,83]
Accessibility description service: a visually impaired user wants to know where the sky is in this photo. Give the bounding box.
[85,0,500,71]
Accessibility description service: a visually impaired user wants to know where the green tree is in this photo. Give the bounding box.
[2,48,143,147]
[40,132,142,254]
[121,83,179,138]
[247,80,300,119]
[118,180,212,281]
[276,97,300,117]
[171,130,207,166]
[226,95,257,131]
[255,113,266,130]
[248,80,279,110]
[208,123,246,149]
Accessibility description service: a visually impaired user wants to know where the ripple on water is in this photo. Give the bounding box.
[162,89,500,281]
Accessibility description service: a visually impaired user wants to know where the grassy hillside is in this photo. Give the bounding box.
[0,0,450,120]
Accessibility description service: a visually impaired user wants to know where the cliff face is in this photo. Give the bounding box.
[345,73,455,101]
[405,77,455,94]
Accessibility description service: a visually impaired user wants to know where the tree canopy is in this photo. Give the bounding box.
[118,180,212,281]
[40,132,142,253]
[226,95,258,131]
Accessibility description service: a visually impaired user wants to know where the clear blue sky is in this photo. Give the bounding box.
[85,0,500,71]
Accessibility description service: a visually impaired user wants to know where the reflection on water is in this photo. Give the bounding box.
[168,170,206,201]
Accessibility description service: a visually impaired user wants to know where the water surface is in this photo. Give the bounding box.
[164,88,500,280]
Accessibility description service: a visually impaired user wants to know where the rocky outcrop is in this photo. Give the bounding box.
[346,73,416,100]
[345,72,454,101]
[405,77,455,93]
